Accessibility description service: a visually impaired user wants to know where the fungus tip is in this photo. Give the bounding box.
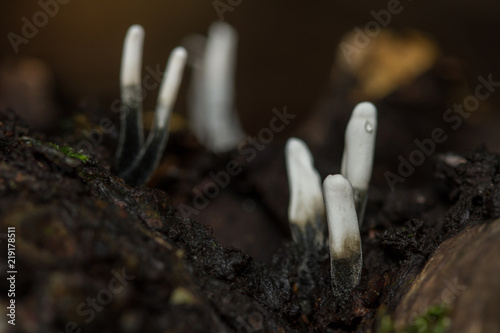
[121,24,145,88]
[286,138,326,252]
[156,46,188,128]
[340,101,377,224]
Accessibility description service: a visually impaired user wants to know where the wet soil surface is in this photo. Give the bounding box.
[1,99,500,333]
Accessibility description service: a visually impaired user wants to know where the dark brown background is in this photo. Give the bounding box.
[1,0,499,137]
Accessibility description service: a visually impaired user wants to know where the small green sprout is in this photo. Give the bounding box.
[48,143,89,162]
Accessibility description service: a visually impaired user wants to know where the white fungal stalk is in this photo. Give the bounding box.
[340,101,377,224]
[115,24,145,174]
[114,25,187,186]
[155,47,188,129]
[120,25,145,88]
[121,47,188,186]
[285,138,326,252]
[189,22,245,153]
[323,174,362,305]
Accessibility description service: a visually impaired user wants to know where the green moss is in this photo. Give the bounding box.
[377,304,451,333]
[48,142,90,162]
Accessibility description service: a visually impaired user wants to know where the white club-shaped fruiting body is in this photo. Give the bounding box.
[340,101,377,224]
[114,24,188,186]
[155,47,188,129]
[115,24,146,174]
[189,22,245,153]
[120,25,145,89]
[121,47,188,186]
[285,138,327,253]
[323,174,362,305]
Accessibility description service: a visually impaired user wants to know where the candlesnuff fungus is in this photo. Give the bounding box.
[120,47,187,186]
[284,102,375,305]
[115,24,145,174]
[114,25,187,186]
[188,22,245,153]
[285,137,327,253]
[323,174,362,306]
[340,101,378,224]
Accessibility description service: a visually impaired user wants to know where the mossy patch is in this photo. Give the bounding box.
[48,142,89,162]
[377,304,451,333]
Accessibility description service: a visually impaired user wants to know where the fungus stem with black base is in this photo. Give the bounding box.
[323,174,362,307]
[115,25,145,174]
[286,137,329,313]
[121,47,187,186]
[285,137,327,253]
[340,101,377,224]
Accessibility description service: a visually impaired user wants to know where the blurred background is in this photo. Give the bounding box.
[1,0,499,136]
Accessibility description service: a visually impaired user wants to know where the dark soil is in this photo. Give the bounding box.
[1,61,500,332]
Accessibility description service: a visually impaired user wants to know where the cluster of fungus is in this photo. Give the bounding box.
[114,22,378,307]
[114,25,187,186]
[286,102,377,304]
[114,22,245,188]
